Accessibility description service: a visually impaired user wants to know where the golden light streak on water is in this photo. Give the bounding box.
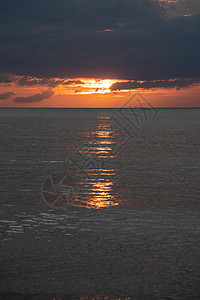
[75,118,119,209]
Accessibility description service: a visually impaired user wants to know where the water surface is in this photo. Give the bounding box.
[0,108,199,208]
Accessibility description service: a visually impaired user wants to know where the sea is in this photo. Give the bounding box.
[0,107,200,299]
[0,107,199,209]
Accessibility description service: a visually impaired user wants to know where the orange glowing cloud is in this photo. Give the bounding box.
[0,74,200,108]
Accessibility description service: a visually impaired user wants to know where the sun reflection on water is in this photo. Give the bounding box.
[53,296,131,300]
[79,296,131,300]
[82,170,118,209]
[75,118,119,209]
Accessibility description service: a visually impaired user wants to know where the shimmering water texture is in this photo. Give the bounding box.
[0,108,200,209]
[0,108,200,299]
[41,120,120,209]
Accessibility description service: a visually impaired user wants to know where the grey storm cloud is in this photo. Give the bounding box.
[0,74,16,84]
[110,78,200,91]
[0,0,200,83]
[16,77,84,87]
[14,90,54,103]
[0,92,15,100]
[16,77,65,87]
[162,0,200,18]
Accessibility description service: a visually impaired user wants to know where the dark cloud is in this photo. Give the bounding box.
[63,80,84,85]
[160,0,200,18]
[0,73,16,84]
[0,0,199,82]
[0,92,15,100]
[0,73,84,87]
[13,90,54,103]
[110,78,200,91]
[16,77,64,87]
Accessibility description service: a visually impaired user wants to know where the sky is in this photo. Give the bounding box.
[0,0,200,108]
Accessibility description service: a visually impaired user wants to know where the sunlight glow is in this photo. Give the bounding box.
[74,119,119,209]
[53,78,126,96]
[80,79,117,94]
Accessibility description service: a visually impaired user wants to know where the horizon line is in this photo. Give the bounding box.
[0,107,200,109]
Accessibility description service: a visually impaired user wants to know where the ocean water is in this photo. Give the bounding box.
[0,108,199,209]
[0,108,200,299]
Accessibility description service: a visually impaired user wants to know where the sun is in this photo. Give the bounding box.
[53,78,120,96]
[40,77,129,98]
[83,79,117,94]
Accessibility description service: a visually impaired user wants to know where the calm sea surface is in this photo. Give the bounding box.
[0,108,199,209]
[0,108,200,299]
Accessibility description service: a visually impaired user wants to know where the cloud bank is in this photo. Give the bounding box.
[14,90,54,103]
[0,92,15,100]
[111,78,200,91]
[0,0,199,84]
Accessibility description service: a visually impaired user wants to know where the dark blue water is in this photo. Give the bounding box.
[0,108,200,299]
[0,108,199,209]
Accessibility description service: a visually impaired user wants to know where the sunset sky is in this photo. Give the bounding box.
[0,0,200,108]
